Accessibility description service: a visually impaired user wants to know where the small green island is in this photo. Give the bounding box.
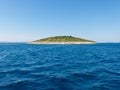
[28,36,96,44]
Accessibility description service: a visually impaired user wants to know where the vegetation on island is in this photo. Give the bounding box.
[33,36,95,42]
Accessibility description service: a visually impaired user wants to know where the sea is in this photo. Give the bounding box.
[0,43,120,90]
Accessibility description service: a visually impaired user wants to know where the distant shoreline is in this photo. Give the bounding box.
[27,42,96,44]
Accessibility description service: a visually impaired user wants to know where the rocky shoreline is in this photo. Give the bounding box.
[27,42,96,44]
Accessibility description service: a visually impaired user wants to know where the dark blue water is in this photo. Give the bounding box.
[0,43,120,90]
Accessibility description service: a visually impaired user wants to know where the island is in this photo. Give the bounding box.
[28,36,96,44]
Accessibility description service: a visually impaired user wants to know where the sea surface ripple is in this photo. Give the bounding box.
[0,43,120,90]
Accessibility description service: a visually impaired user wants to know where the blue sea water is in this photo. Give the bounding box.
[0,43,120,90]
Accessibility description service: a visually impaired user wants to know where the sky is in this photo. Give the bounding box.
[0,0,120,42]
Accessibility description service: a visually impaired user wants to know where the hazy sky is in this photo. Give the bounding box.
[0,0,120,42]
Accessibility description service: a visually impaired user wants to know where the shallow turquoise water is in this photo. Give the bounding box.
[0,43,120,90]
